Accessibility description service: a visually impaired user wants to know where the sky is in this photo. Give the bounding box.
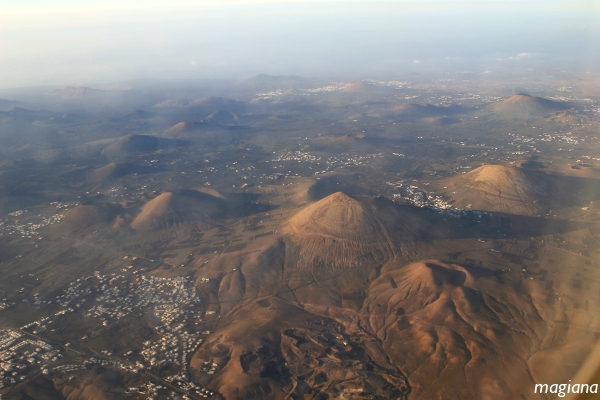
[1,0,599,88]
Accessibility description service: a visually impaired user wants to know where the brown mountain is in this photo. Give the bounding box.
[101,134,159,157]
[284,192,431,272]
[86,162,155,185]
[120,109,153,120]
[487,94,571,118]
[62,203,121,227]
[203,110,238,125]
[87,162,128,184]
[166,121,204,134]
[360,260,548,399]
[441,164,556,216]
[152,98,191,108]
[184,212,565,399]
[101,134,182,159]
[549,110,589,125]
[342,81,375,92]
[130,188,234,231]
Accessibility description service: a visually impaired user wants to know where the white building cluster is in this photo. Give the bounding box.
[0,301,14,312]
[0,329,60,388]
[508,130,581,149]
[272,151,321,163]
[14,268,221,390]
[394,183,488,219]
[0,202,73,238]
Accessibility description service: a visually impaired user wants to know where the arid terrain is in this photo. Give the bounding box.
[1,72,600,399]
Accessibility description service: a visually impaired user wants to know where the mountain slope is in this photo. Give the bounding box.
[101,134,182,159]
[442,164,556,216]
[487,94,571,118]
[130,189,235,231]
[62,203,121,227]
[342,81,375,93]
[86,162,156,185]
[203,110,238,125]
[361,260,548,399]
[284,192,431,272]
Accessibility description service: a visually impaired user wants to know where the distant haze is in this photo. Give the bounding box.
[2,0,599,88]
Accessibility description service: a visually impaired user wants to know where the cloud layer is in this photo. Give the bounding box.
[1,1,599,87]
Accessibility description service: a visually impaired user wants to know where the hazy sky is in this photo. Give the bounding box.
[1,0,599,88]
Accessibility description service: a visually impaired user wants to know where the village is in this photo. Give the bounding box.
[0,202,73,239]
[0,325,217,398]
[0,266,221,398]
